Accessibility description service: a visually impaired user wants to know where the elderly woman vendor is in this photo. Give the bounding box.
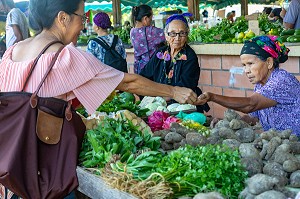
[140,13,210,113]
[196,35,300,136]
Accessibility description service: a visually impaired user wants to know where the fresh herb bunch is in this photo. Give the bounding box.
[154,145,248,198]
[258,14,283,34]
[97,94,149,117]
[79,117,160,169]
[112,28,131,45]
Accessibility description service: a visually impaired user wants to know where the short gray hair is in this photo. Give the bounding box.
[164,20,189,33]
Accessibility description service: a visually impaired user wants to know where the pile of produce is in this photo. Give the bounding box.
[77,93,300,199]
[188,14,286,44]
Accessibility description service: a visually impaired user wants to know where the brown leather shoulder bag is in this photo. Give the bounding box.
[0,41,86,199]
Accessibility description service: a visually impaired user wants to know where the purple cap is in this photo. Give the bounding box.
[93,12,112,29]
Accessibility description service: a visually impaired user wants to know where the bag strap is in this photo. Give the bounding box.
[92,37,110,50]
[22,40,64,91]
[111,35,118,49]
[30,45,65,109]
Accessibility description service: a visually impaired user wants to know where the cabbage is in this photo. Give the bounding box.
[145,102,161,116]
[167,103,180,112]
[176,104,196,111]
[154,97,167,107]
[162,116,181,129]
[148,111,170,132]
[156,106,169,113]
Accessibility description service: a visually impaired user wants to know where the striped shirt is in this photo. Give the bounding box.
[0,42,124,114]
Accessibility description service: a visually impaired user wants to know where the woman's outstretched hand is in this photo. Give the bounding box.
[172,86,197,104]
[195,92,210,105]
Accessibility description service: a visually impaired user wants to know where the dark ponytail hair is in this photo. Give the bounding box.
[131,4,152,26]
[28,0,84,35]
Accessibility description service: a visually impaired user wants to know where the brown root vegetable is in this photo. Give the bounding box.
[283,160,300,173]
[164,132,184,144]
[179,139,187,147]
[252,137,263,150]
[241,157,263,177]
[160,141,174,151]
[238,187,255,199]
[239,143,260,159]
[153,130,170,139]
[247,174,278,195]
[229,119,249,130]
[218,127,237,140]
[222,139,241,150]
[186,133,207,147]
[278,129,292,139]
[290,142,300,154]
[207,135,222,145]
[260,139,269,159]
[170,122,189,137]
[265,136,282,160]
[224,109,241,122]
[255,190,286,199]
[263,162,287,178]
[289,134,299,142]
[193,192,224,199]
[236,128,255,143]
[173,142,181,150]
[289,170,300,188]
[215,120,230,128]
[260,129,279,141]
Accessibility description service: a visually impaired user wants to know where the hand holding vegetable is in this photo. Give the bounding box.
[172,86,197,104]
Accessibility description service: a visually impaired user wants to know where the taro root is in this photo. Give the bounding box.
[222,139,241,150]
[179,139,187,147]
[265,136,282,160]
[236,128,255,143]
[223,109,241,122]
[238,187,255,199]
[255,190,286,199]
[153,130,170,140]
[241,157,263,177]
[278,129,292,139]
[215,120,230,128]
[207,135,222,145]
[289,170,300,188]
[173,142,181,150]
[252,137,263,150]
[170,122,189,137]
[290,142,300,154]
[283,160,300,173]
[218,127,237,140]
[193,192,224,199]
[229,119,249,130]
[186,133,207,147]
[260,129,279,141]
[239,143,260,159]
[160,141,174,151]
[247,174,278,195]
[289,134,299,142]
[263,162,287,178]
[164,132,184,144]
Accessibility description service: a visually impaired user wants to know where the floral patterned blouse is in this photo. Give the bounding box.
[130,26,165,74]
[86,34,126,63]
[249,68,300,136]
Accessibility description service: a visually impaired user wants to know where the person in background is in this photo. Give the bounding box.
[5,0,29,49]
[195,35,300,136]
[0,0,198,197]
[123,20,132,31]
[86,12,126,63]
[268,7,283,22]
[282,0,300,29]
[226,10,235,22]
[130,4,166,74]
[263,7,273,15]
[202,10,208,23]
[140,13,210,113]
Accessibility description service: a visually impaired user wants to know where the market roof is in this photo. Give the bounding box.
[86,0,278,9]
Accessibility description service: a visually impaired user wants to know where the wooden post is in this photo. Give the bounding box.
[241,0,248,16]
[187,0,200,21]
[112,0,122,28]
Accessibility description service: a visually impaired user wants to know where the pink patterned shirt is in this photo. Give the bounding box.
[0,43,124,114]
